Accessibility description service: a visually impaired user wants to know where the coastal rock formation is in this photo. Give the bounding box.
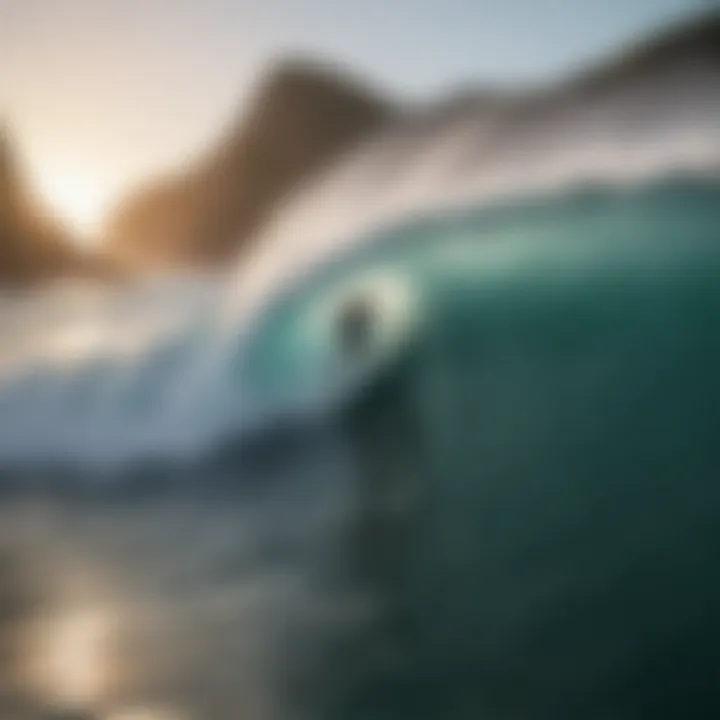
[106,59,391,269]
[0,130,111,287]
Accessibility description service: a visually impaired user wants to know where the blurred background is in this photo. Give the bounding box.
[1,2,720,719]
[0,0,716,281]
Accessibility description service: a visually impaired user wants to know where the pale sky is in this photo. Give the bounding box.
[0,0,702,236]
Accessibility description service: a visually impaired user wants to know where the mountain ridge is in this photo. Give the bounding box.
[0,128,114,287]
[1,12,718,285]
[106,57,392,270]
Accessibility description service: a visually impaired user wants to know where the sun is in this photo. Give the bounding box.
[34,166,111,243]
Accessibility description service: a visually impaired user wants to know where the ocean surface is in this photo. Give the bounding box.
[0,173,719,719]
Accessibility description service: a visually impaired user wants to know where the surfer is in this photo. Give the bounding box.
[336,294,377,361]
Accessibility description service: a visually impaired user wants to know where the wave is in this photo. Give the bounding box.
[0,177,718,472]
[0,51,719,470]
[0,157,719,720]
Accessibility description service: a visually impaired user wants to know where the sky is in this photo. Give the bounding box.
[0,0,705,236]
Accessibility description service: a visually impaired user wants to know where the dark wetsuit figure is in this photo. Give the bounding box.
[336,296,377,361]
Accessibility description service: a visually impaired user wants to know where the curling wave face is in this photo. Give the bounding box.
[0,177,719,719]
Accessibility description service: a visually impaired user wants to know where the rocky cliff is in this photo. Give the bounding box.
[0,129,112,287]
[106,59,391,270]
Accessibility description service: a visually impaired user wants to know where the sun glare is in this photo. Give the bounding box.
[35,167,111,243]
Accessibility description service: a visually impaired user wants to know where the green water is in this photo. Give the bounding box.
[243,178,720,718]
[244,178,720,413]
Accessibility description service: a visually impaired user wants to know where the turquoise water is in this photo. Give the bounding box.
[1,177,720,718]
[243,178,720,412]
[243,177,720,718]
